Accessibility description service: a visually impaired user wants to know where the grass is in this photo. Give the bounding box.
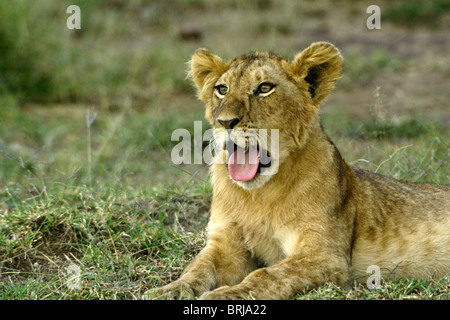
[0,0,449,300]
[339,48,406,87]
[0,0,193,105]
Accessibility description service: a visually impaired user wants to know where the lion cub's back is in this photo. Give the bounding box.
[350,168,450,281]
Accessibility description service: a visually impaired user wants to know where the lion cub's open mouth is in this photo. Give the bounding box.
[226,142,271,181]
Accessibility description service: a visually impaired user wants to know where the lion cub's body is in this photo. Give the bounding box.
[150,43,449,300]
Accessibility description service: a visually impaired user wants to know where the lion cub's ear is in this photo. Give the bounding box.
[291,42,343,106]
[188,48,229,102]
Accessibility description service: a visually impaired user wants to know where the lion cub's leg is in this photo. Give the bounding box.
[144,224,256,299]
[201,251,349,300]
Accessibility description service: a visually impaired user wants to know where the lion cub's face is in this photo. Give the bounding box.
[189,42,343,189]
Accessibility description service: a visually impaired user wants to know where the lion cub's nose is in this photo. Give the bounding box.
[218,118,241,130]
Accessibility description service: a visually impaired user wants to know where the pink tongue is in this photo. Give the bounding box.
[228,146,259,181]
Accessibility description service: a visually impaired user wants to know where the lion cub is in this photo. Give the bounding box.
[148,42,449,300]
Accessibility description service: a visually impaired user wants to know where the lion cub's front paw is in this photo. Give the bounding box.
[142,280,195,300]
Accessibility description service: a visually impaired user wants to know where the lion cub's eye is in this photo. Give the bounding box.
[254,82,276,96]
[215,85,228,98]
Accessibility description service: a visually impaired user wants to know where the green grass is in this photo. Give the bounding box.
[296,278,450,300]
[0,0,193,105]
[0,0,449,300]
[339,48,406,87]
[0,180,210,299]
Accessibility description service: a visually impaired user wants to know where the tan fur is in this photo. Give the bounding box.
[146,42,450,300]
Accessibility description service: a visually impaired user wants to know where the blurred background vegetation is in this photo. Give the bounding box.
[0,0,449,189]
[0,0,449,299]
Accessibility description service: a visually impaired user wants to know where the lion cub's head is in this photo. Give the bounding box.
[188,42,343,190]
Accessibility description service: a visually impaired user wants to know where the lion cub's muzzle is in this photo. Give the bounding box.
[223,130,272,182]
